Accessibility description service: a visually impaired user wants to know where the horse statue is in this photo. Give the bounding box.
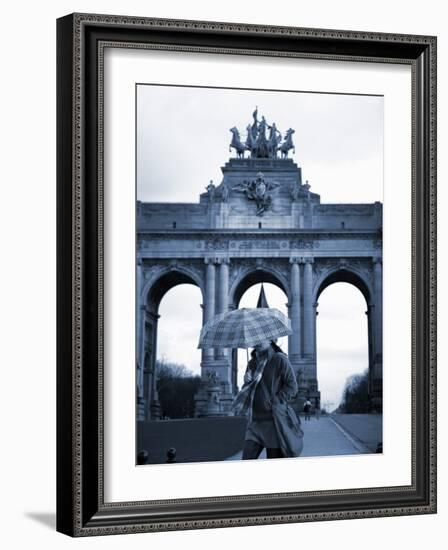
[245,124,256,152]
[229,127,247,158]
[278,128,296,158]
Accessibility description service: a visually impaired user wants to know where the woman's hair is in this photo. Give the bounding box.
[270,340,285,354]
[251,340,285,357]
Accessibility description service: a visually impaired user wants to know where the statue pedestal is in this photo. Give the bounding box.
[203,383,225,417]
[194,381,234,417]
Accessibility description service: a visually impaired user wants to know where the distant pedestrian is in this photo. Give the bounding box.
[303,399,312,421]
[315,407,321,420]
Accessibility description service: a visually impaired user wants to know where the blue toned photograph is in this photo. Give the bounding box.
[135,85,383,465]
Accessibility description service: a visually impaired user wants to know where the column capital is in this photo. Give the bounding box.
[289,256,302,265]
[204,257,217,265]
[372,256,382,265]
[216,257,230,265]
[303,257,314,265]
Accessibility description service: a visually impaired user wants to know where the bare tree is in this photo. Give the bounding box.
[338,368,370,413]
[155,359,201,418]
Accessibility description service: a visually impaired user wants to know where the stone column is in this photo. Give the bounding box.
[137,304,147,383]
[145,311,161,420]
[373,258,383,359]
[136,304,147,421]
[288,257,301,364]
[303,258,315,357]
[372,257,383,410]
[136,260,148,421]
[365,304,374,399]
[216,258,229,359]
[196,257,233,416]
[136,260,144,405]
[202,258,216,361]
[136,259,143,370]
[313,300,319,355]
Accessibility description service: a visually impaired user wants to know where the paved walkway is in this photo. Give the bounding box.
[331,414,382,452]
[225,416,370,460]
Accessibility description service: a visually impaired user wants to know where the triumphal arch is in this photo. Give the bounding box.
[136,110,383,419]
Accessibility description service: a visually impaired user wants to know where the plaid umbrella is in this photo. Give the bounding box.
[197,307,292,350]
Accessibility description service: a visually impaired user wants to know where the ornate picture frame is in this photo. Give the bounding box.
[56,13,437,536]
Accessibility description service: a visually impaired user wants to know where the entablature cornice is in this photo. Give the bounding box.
[137,229,382,257]
[138,228,381,240]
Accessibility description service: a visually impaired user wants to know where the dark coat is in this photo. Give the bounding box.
[243,351,298,405]
[243,351,303,457]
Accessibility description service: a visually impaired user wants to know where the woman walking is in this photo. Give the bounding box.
[237,339,299,460]
[197,303,303,459]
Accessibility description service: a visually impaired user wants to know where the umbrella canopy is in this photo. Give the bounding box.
[197,307,292,350]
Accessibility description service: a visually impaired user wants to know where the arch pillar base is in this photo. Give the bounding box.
[288,353,301,367]
[370,362,383,412]
[136,396,147,422]
[150,397,162,420]
[370,395,382,413]
[369,352,383,412]
[290,358,321,413]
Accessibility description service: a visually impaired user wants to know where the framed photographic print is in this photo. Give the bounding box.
[56,13,437,536]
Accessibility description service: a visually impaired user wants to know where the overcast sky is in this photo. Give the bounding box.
[137,84,383,408]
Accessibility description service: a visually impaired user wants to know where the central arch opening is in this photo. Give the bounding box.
[233,276,289,391]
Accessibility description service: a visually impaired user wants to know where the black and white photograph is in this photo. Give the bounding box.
[51,6,437,540]
[135,85,384,465]
[0,0,444,544]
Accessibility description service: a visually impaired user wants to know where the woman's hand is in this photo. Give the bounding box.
[244,370,253,384]
[273,393,285,405]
